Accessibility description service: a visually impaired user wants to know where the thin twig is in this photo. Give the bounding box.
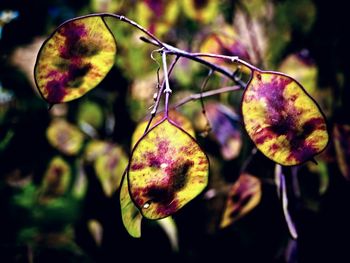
[173,85,242,108]
[101,13,164,48]
[199,70,214,135]
[140,36,248,88]
[143,55,180,134]
[162,51,172,118]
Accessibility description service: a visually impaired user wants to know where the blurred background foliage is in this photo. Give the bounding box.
[0,0,349,262]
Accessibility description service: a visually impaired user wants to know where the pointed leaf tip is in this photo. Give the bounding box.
[242,70,329,166]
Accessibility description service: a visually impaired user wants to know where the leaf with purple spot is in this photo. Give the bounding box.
[39,156,71,202]
[35,15,116,104]
[199,25,251,64]
[241,70,329,166]
[128,119,209,219]
[135,0,180,36]
[220,173,261,228]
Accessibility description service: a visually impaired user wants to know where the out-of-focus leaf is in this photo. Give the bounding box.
[35,15,116,103]
[128,119,209,219]
[72,161,88,199]
[278,51,317,95]
[46,118,85,156]
[242,70,329,165]
[333,124,350,180]
[94,144,128,197]
[77,100,104,130]
[128,74,160,122]
[39,156,71,201]
[157,217,179,251]
[135,0,179,36]
[84,140,113,163]
[131,109,196,148]
[275,164,298,239]
[88,219,103,246]
[204,102,242,160]
[199,24,251,64]
[90,0,126,13]
[182,0,219,24]
[120,175,142,238]
[220,173,261,228]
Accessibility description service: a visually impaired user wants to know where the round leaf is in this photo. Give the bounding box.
[46,119,85,156]
[242,70,329,165]
[94,145,128,197]
[35,15,116,103]
[128,119,209,220]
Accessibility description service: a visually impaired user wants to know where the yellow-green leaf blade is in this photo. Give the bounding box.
[128,119,209,220]
[120,175,142,238]
[46,119,85,156]
[131,109,196,149]
[35,16,116,103]
[242,71,329,166]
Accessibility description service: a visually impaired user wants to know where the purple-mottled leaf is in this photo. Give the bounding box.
[128,119,209,220]
[242,70,329,165]
[35,15,116,103]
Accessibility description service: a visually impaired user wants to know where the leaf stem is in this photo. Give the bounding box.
[143,55,180,134]
[173,85,242,109]
[140,37,247,88]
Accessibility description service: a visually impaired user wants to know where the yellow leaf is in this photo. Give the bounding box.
[242,70,329,165]
[128,119,209,219]
[35,15,116,103]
